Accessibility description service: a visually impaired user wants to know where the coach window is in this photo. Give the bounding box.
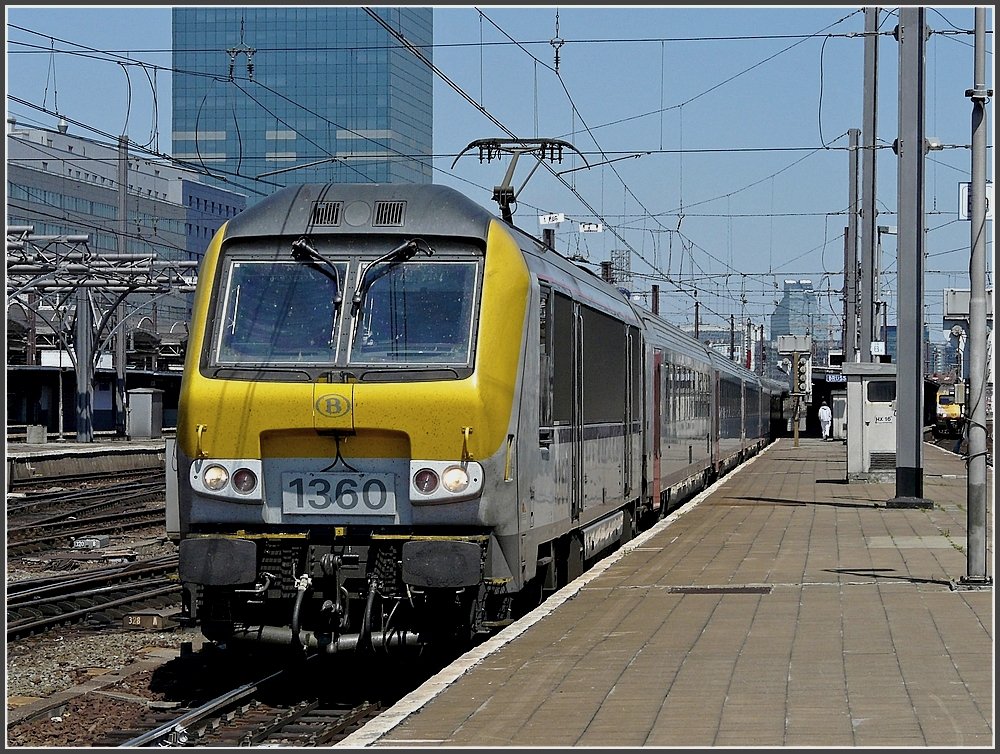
[668,362,677,428]
[539,286,553,444]
[668,361,677,438]
[582,305,626,425]
[550,291,574,426]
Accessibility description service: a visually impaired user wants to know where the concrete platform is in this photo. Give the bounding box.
[339,438,994,748]
[5,438,167,488]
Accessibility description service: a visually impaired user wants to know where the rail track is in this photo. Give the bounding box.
[8,466,166,492]
[7,555,181,640]
[8,477,165,520]
[7,472,168,557]
[7,503,169,557]
[109,671,384,747]
[94,647,454,748]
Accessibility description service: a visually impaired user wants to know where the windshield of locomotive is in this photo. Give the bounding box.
[214,259,345,364]
[349,260,479,366]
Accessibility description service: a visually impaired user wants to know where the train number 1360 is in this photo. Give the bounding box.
[281,472,396,515]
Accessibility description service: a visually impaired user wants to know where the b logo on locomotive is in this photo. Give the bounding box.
[315,393,352,417]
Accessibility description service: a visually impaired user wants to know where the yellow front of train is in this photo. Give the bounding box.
[934,387,964,437]
[172,184,531,650]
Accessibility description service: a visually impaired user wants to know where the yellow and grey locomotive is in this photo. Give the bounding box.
[167,182,783,653]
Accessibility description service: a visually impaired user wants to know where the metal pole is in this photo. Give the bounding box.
[843,232,852,358]
[875,228,884,345]
[27,290,38,365]
[793,351,801,448]
[845,128,860,362]
[859,7,880,363]
[959,8,991,587]
[57,350,65,441]
[745,318,752,369]
[74,287,94,443]
[116,134,129,437]
[889,8,931,508]
[759,324,765,375]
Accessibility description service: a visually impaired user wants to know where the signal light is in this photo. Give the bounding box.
[795,355,810,394]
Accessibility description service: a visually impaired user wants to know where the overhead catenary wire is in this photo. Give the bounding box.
[7,10,988,334]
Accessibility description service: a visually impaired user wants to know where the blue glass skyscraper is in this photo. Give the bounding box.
[171,7,433,201]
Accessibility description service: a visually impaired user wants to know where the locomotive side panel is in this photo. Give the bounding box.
[509,249,648,591]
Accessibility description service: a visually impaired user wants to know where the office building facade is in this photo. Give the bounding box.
[171,6,434,199]
[770,279,821,340]
[7,123,246,329]
[7,122,246,434]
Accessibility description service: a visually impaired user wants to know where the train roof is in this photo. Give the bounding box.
[223,183,498,242]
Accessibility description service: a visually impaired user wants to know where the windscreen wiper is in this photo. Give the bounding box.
[351,238,433,314]
[291,236,343,309]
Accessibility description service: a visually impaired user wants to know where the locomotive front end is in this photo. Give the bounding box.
[172,184,530,652]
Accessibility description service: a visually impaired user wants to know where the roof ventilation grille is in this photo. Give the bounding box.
[310,201,342,226]
[372,200,406,227]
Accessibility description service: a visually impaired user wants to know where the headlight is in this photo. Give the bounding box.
[191,459,263,503]
[441,465,470,493]
[409,460,483,504]
[202,464,230,491]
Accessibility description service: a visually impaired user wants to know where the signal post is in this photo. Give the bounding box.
[778,335,812,447]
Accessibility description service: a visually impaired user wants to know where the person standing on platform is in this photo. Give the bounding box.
[818,400,833,441]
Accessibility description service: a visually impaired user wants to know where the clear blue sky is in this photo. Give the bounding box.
[5,4,994,341]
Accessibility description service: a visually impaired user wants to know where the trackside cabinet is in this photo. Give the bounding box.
[842,363,896,482]
[127,387,164,439]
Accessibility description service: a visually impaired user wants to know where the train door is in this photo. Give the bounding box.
[624,325,641,501]
[652,349,663,513]
[539,287,582,524]
[571,302,584,522]
[711,369,721,470]
[741,381,747,446]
